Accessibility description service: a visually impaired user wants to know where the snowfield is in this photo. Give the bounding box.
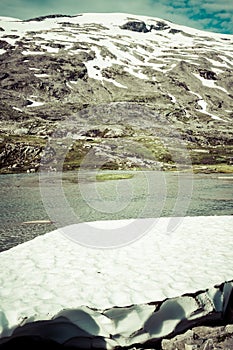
[0,216,233,348]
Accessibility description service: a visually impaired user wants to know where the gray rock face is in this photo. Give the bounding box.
[0,13,232,173]
[120,21,150,32]
[162,325,233,350]
[151,21,170,31]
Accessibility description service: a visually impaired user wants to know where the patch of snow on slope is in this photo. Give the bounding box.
[211,67,225,75]
[34,73,50,78]
[190,91,226,121]
[22,50,44,55]
[12,107,22,112]
[83,45,127,88]
[112,43,144,65]
[197,99,208,111]
[42,45,59,53]
[100,37,168,75]
[206,57,230,68]
[27,98,45,107]
[164,62,177,72]
[168,93,176,103]
[219,55,233,67]
[34,32,76,43]
[193,73,229,94]
[66,82,73,90]
[124,66,148,80]
[168,31,194,46]
[105,79,128,89]
[133,44,150,58]
[95,38,167,77]
[85,46,109,80]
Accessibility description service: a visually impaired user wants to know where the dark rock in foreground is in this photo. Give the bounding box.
[162,324,233,350]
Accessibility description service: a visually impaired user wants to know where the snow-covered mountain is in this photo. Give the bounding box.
[0,13,232,173]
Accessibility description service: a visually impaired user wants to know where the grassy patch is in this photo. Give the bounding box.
[96,173,134,181]
[1,134,46,146]
[192,164,233,174]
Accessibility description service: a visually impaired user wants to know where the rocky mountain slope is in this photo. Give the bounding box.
[0,13,232,173]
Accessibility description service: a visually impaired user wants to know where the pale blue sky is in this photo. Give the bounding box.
[0,0,232,34]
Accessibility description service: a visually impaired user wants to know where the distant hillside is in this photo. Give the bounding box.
[0,13,232,173]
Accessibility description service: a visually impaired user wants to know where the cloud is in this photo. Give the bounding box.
[202,0,233,11]
[0,0,232,34]
[159,0,233,33]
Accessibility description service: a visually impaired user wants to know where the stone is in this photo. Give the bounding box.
[198,69,217,80]
[120,21,150,33]
[162,325,233,350]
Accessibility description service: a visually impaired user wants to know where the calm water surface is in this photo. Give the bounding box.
[0,171,232,251]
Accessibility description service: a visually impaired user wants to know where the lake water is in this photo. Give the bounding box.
[0,170,232,252]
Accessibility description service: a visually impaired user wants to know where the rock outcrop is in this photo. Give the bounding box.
[120,20,150,32]
[162,325,233,350]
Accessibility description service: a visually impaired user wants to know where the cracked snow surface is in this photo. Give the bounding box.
[0,216,233,348]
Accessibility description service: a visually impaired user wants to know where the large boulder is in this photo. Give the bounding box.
[162,325,233,350]
[120,21,150,33]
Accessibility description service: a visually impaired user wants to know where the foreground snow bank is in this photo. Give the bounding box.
[0,216,233,348]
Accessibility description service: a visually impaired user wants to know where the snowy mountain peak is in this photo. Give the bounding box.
[0,13,232,173]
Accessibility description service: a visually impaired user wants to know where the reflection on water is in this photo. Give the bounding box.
[0,171,232,251]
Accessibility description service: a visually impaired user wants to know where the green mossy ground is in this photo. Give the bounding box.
[95,173,134,181]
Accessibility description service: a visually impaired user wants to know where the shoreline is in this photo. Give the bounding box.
[0,163,233,175]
